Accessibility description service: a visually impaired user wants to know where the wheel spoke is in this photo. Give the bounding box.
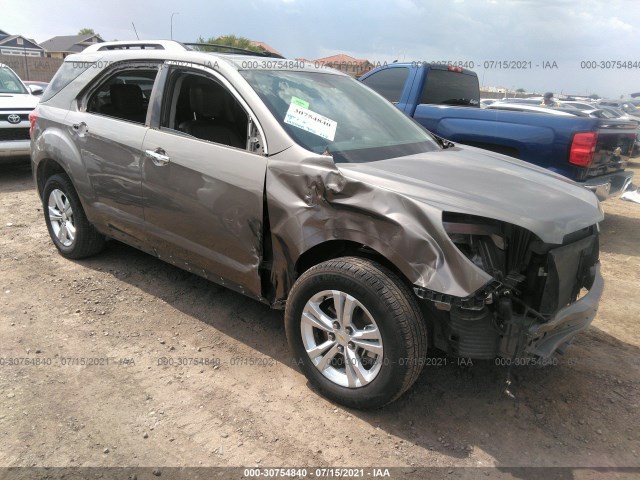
[352,326,380,341]
[342,294,357,329]
[345,349,369,387]
[48,206,62,222]
[302,302,334,333]
[305,339,336,361]
[331,290,345,324]
[315,343,340,371]
[351,338,383,356]
[53,190,66,212]
[58,224,68,243]
[66,222,76,242]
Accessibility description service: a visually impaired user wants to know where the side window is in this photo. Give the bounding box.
[86,68,158,124]
[360,67,409,103]
[41,61,92,102]
[161,70,248,150]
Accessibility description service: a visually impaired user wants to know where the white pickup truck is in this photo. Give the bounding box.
[0,63,40,161]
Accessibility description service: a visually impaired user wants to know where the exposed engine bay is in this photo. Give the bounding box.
[415,212,601,360]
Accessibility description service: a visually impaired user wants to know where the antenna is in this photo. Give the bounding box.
[132,22,140,40]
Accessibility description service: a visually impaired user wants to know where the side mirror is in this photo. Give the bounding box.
[28,85,44,95]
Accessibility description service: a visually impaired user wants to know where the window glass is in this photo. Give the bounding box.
[360,67,409,103]
[161,70,248,149]
[420,69,479,106]
[86,68,158,124]
[0,66,28,94]
[40,61,92,102]
[241,70,439,163]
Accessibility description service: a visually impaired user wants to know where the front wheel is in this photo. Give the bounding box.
[43,174,106,259]
[285,257,427,409]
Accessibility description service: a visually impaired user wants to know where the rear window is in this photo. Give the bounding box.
[360,67,409,103]
[40,61,93,102]
[420,69,479,106]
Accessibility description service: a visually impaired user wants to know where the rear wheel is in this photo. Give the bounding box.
[285,257,427,409]
[43,174,106,259]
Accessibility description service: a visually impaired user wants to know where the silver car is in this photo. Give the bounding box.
[31,41,604,408]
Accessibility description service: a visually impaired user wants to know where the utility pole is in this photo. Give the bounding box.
[171,12,179,40]
[22,39,30,81]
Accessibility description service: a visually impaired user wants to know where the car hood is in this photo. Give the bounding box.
[0,93,39,109]
[336,145,603,244]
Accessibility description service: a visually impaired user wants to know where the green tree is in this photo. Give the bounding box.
[589,93,600,100]
[78,28,97,36]
[516,88,526,93]
[195,34,262,53]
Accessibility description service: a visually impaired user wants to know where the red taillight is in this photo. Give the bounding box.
[569,132,598,167]
[28,109,37,139]
[447,65,463,73]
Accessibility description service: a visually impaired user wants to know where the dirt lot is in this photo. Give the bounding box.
[1,160,639,479]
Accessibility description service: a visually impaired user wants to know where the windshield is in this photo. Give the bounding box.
[0,66,28,94]
[240,70,440,163]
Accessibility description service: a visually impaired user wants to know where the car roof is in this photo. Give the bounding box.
[72,40,345,75]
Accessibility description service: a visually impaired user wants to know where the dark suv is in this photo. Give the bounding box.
[31,41,604,408]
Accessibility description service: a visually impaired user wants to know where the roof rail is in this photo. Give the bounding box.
[83,40,188,53]
[81,40,285,59]
[182,42,284,58]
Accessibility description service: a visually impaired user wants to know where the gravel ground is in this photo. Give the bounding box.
[1,160,639,479]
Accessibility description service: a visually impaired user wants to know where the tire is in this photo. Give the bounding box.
[285,256,427,409]
[43,173,106,259]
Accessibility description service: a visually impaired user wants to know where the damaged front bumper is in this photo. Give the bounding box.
[524,264,604,358]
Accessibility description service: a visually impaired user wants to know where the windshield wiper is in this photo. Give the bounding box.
[431,133,455,149]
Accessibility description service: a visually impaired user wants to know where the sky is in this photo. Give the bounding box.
[2,0,639,98]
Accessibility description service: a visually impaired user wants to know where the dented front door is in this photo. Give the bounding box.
[141,129,267,299]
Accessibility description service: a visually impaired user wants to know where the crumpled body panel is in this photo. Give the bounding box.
[265,143,603,304]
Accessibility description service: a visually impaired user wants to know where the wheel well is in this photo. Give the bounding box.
[295,240,412,288]
[36,159,67,197]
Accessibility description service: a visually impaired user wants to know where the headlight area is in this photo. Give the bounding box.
[414,212,600,360]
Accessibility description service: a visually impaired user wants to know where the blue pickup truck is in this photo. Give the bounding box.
[359,63,636,199]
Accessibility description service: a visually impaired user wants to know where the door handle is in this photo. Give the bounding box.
[145,148,170,166]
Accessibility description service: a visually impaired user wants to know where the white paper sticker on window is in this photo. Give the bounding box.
[284,104,337,141]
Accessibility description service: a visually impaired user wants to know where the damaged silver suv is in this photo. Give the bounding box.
[31,41,604,408]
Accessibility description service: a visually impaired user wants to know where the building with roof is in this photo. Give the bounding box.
[313,53,374,77]
[313,54,374,77]
[249,41,283,57]
[0,29,45,57]
[40,33,104,59]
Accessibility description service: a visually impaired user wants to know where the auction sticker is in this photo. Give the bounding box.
[284,103,337,141]
[290,96,309,108]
